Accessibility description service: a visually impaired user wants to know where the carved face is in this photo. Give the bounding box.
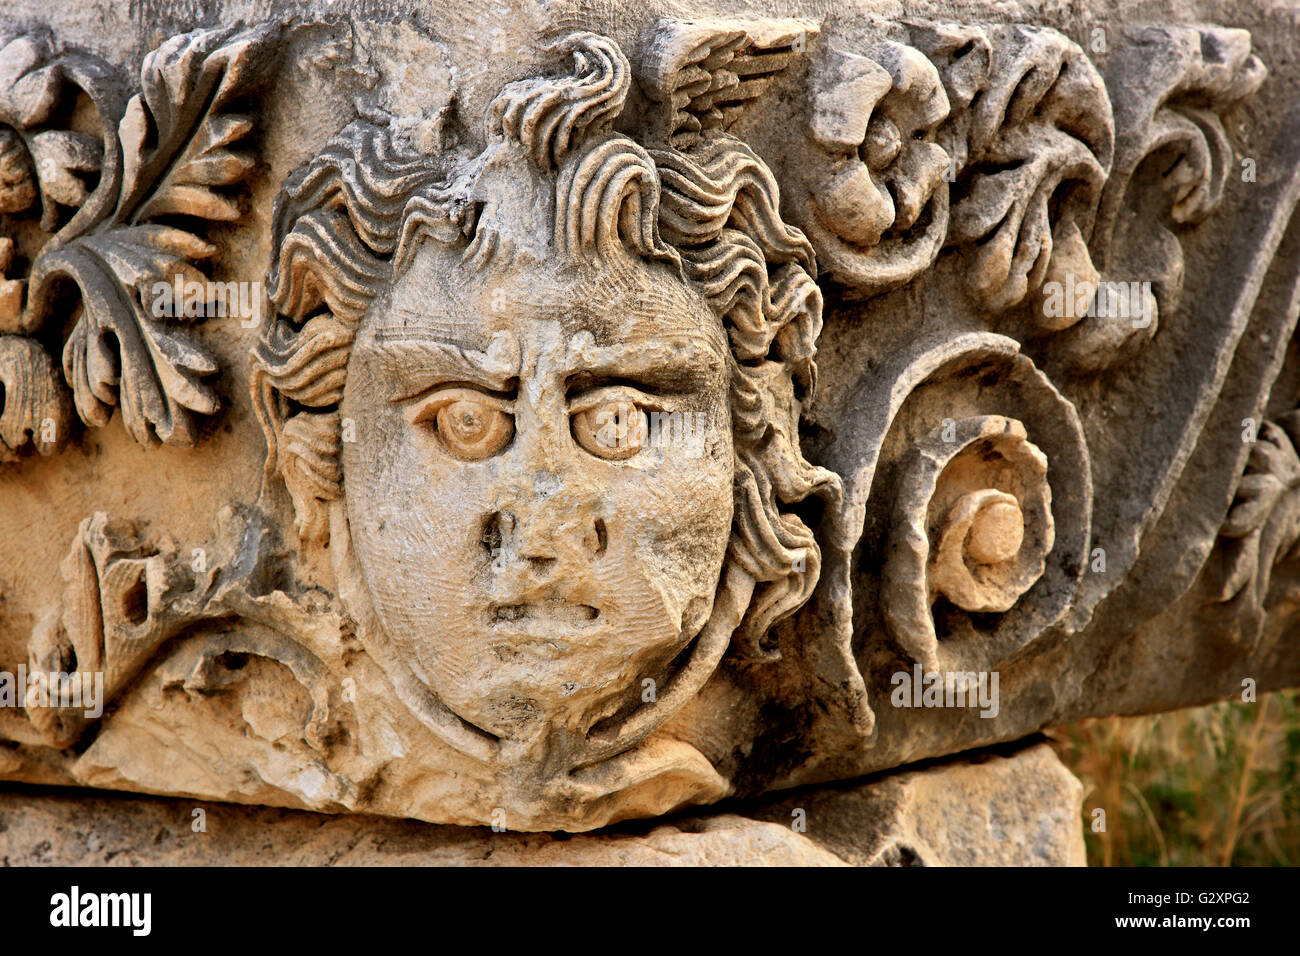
[341,243,735,740]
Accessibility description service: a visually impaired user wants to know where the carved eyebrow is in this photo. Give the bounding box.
[564,332,727,392]
[366,330,520,401]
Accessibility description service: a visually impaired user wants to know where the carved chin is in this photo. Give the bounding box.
[332,513,719,742]
[412,588,708,739]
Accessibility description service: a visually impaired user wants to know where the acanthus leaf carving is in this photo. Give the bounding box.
[0,29,127,331]
[1046,25,1270,377]
[928,22,1114,317]
[0,332,71,459]
[36,224,220,443]
[1,23,278,452]
[1209,418,1300,624]
[114,27,265,226]
[0,32,108,236]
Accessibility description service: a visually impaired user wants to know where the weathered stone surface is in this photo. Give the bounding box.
[0,741,1081,866]
[0,0,1295,850]
[749,742,1087,866]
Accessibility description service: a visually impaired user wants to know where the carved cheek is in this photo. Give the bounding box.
[605,414,736,619]
[340,391,497,640]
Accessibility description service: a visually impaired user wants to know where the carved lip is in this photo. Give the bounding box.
[489,602,601,634]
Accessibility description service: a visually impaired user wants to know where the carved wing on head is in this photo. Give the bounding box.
[638,18,818,147]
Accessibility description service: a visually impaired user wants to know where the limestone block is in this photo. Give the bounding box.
[0,742,1081,866]
[0,0,1294,839]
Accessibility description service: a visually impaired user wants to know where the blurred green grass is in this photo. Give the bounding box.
[1047,689,1300,866]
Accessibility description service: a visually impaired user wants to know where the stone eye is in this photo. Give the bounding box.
[408,388,514,460]
[571,396,649,461]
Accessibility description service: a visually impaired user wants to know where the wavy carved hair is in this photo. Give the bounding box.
[251,33,840,659]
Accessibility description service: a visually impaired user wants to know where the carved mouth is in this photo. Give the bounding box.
[490,602,600,629]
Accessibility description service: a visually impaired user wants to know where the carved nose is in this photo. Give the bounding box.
[482,504,605,579]
[516,526,558,576]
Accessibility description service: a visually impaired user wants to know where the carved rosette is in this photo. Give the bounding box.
[787,40,950,295]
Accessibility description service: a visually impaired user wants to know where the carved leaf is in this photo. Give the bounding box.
[0,126,36,214]
[0,334,71,460]
[27,129,102,224]
[1038,28,1268,378]
[0,33,61,129]
[116,25,272,225]
[37,225,219,445]
[1215,421,1300,606]
[19,23,278,447]
[1222,428,1300,539]
[930,24,1114,314]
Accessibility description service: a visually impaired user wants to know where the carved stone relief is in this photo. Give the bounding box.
[1,0,1298,841]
